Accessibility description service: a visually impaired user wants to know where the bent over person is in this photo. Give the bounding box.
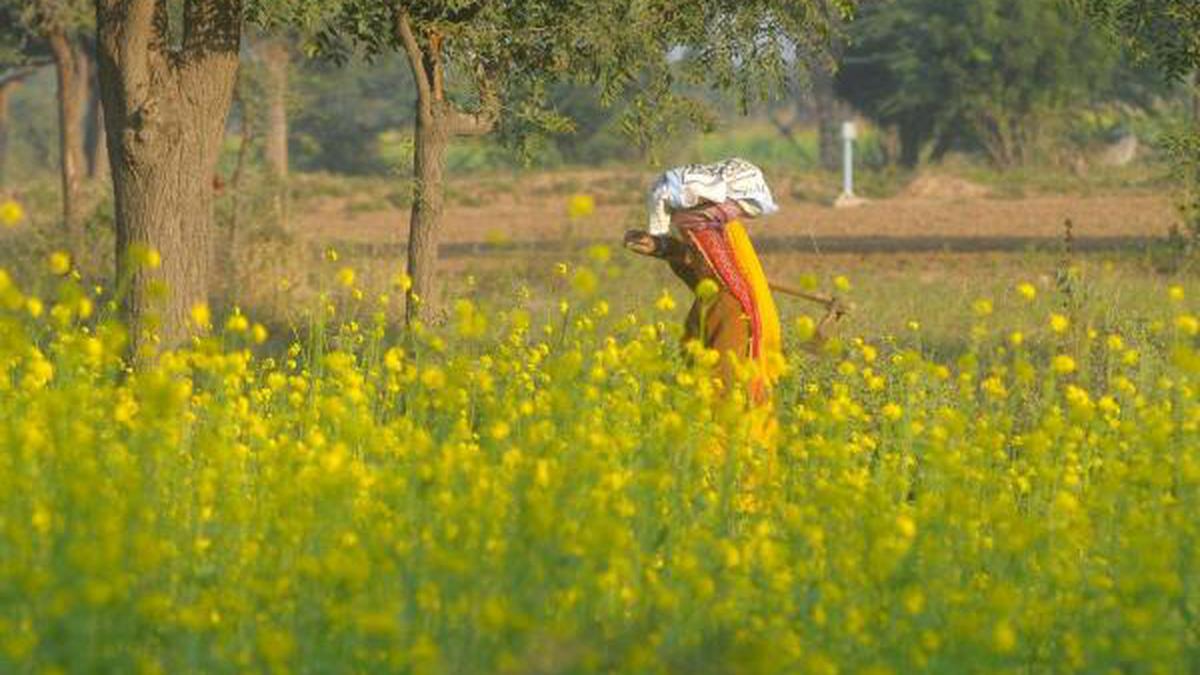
[624,158,783,405]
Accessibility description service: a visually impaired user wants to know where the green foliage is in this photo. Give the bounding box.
[0,2,52,70]
[685,122,889,173]
[1071,0,1199,245]
[0,5,30,67]
[546,84,641,166]
[0,0,92,51]
[1162,125,1200,242]
[288,54,416,174]
[1071,0,1200,82]
[836,0,1123,167]
[264,0,856,155]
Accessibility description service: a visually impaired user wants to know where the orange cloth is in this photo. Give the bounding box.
[657,203,782,405]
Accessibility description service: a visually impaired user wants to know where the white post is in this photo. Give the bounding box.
[835,120,865,208]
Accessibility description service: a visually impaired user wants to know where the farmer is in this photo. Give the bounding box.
[624,158,784,405]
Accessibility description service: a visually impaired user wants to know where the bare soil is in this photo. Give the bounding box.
[899,173,992,200]
[292,168,1176,253]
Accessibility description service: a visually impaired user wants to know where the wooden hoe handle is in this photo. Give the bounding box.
[767,282,850,316]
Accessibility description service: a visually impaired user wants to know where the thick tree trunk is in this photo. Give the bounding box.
[108,117,227,353]
[406,103,450,324]
[259,38,290,182]
[47,29,88,255]
[96,0,242,357]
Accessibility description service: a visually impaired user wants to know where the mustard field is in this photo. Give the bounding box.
[0,253,1197,674]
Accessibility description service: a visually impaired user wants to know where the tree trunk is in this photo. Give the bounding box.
[96,0,242,357]
[977,113,1020,169]
[259,38,290,182]
[259,36,289,226]
[812,66,840,172]
[406,103,450,324]
[1191,71,1199,130]
[899,122,922,168]
[395,11,448,325]
[929,131,955,163]
[47,28,88,256]
[84,49,108,182]
[394,9,496,325]
[227,80,254,293]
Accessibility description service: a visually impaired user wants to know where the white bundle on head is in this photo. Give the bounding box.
[646,158,779,236]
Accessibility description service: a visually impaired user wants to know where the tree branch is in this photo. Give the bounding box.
[95,0,167,105]
[428,31,444,102]
[442,0,489,24]
[447,104,496,136]
[394,6,433,121]
[46,26,75,72]
[446,59,500,136]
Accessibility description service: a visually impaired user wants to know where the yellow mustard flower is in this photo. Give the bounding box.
[1051,354,1077,375]
[655,290,676,312]
[1049,313,1070,334]
[190,302,212,329]
[567,194,596,219]
[0,199,25,227]
[47,251,71,276]
[1175,314,1198,337]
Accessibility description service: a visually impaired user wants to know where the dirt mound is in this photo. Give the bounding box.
[901,174,991,200]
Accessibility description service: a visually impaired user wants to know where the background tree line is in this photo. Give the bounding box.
[2,0,856,355]
[5,1,1193,181]
[0,0,1195,361]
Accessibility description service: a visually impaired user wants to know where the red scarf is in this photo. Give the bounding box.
[674,203,763,360]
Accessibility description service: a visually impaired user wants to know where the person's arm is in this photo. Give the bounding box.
[625,229,709,290]
[623,230,688,262]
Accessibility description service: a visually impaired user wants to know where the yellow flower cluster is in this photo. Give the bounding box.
[0,264,1195,673]
[567,194,596,220]
[0,199,24,228]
